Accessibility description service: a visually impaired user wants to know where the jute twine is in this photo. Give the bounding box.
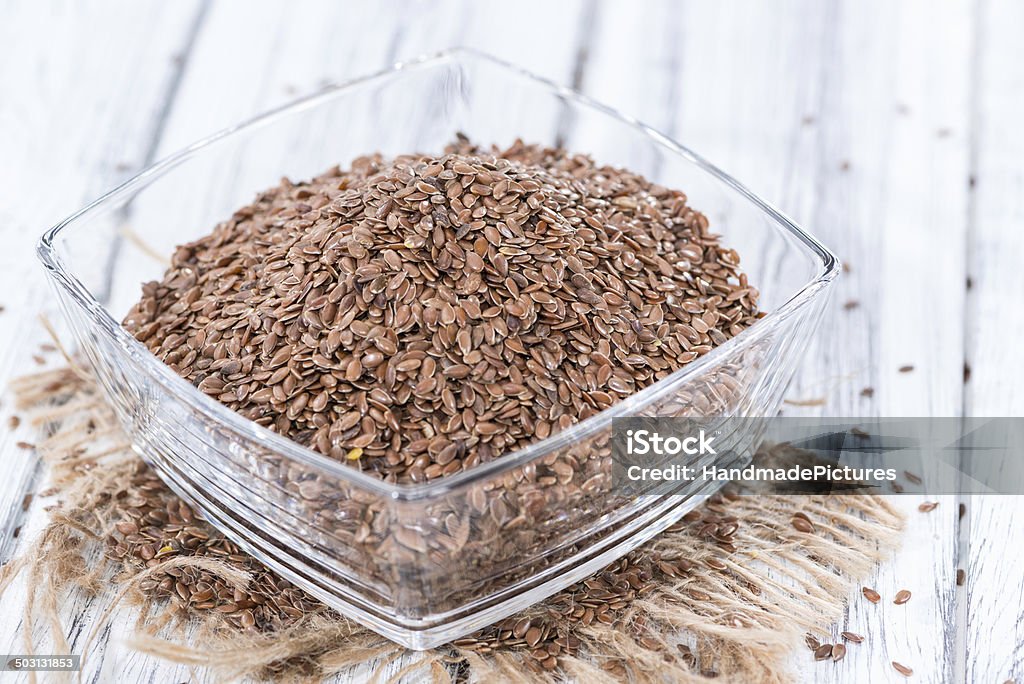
[1,366,904,683]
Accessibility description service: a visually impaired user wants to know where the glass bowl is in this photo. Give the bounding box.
[37,49,838,649]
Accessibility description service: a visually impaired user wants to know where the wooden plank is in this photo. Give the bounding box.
[0,0,203,559]
[0,0,207,566]
[649,1,972,681]
[0,1,207,681]
[962,0,1024,682]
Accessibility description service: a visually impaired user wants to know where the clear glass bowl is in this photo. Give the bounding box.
[37,49,838,649]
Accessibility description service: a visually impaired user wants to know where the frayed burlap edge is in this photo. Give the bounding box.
[2,367,904,683]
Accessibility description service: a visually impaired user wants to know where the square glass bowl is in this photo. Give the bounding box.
[37,49,838,649]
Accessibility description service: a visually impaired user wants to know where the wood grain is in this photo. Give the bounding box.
[599,2,971,676]
[0,1,1021,682]
[962,1,1024,683]
[0,2,207,682]
[0,0,205,562]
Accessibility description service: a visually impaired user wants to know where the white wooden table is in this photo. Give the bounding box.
[1,1,1022,682]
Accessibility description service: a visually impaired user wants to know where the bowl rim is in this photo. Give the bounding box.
[37,47,840,502]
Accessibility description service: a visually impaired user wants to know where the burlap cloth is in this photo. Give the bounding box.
[1,366,903,683]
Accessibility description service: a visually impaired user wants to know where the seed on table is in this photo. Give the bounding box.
[814,644,833,660]
[903,471,923,485]
[918,502,938,512]
[959,503,966,519]
[831,643,846,661]
[718,522,739,538]
[705,557,728,571]
[957,569,965,586]
[191,588,213,602]
[841,631,864,643]
[115,521,138,535]
[791,516,814,534]
[687,587,710,601]
[892,661,913,677]
[512,618,531,639]
[894,589,912,605]
[805,634,821,651]
[638,634,663,651]
[862,587,881,603]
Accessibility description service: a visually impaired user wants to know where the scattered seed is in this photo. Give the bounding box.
[862,587,881,604]
[814,644,833,660]
[894,589,912,605]
[704,557,728,571]
[892,661,913,677]
[903,471,923,485]
[841,631,864,643]
[957,569,965,586]
[918,502,938,512]
[525,626,542,648]
[831,643,846,661]
[791,516,814,534]
[899,365,915,373]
